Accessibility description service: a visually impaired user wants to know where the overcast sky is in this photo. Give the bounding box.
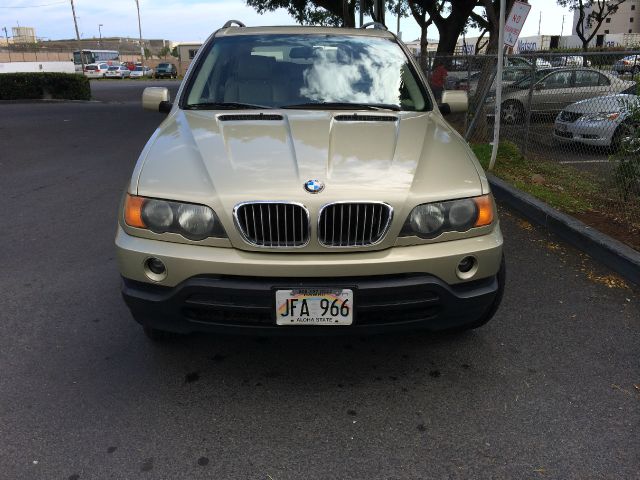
[1,0,574,43]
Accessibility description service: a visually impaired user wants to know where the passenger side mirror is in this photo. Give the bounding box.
[439,90,468,115]
[142,87,172,113]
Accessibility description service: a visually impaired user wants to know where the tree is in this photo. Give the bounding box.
[558,0,628,53]
[170,46,179,58]
[159,46,171,59]
[408,0,433,71]
[407,0,478,58]
[144,47,151,59]
[245,0,363,27]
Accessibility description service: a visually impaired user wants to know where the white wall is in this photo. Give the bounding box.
[0,61,75,74]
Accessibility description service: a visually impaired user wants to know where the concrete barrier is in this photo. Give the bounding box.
[0,61,76,74]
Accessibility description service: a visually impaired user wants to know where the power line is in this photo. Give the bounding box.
[0,1,67,8]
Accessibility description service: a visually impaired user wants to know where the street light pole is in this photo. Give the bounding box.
[98,23,103,47]
[69,0,84,73]
[2,27,11,62]
[135,0,144,67]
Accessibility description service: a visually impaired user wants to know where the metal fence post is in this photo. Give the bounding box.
[522,57,536,157]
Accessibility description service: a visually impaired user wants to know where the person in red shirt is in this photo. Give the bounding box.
[430,63,448,102]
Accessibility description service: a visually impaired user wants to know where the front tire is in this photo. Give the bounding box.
[613,122,640,154]
[502,100,524,124]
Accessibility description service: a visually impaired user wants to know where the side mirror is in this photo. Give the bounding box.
[439,90,468,115]
[142,87,172,112]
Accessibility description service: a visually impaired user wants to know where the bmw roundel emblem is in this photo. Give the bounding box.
[304,179,324,194]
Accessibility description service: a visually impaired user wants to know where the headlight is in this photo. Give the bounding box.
[402,195,494,239]
[125,194,226,240]
[582,112,620,122]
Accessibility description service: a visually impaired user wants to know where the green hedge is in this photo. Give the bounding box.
[0,73,90,101]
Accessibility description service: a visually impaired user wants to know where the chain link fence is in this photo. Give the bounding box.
[424,51,640,248]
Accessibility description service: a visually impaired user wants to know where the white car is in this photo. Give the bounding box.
[105,65,131,79]
[83,63,110,78]
[554,94,640,152]
[130,66,153,78]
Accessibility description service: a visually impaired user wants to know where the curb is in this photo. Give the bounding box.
[0,98,99,104]
[488,173,640,287]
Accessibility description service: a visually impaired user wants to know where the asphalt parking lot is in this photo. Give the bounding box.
[1,80,638,479]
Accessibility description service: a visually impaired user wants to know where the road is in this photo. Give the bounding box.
[1,80,638,480]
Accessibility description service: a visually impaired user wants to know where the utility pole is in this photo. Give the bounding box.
[560,15,565,37]
[537,11,541,36]
[98,23,103,47]
[70,0,84,73]
[396,0,401,36]
[135,0,144,67]
[2,27,11,62]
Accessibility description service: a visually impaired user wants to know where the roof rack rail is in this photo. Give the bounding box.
[222,20,246,28]
[361,22,387,30]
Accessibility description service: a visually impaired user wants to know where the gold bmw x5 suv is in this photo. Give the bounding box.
[116,21,505,340]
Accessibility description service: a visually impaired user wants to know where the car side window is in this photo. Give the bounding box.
[542,71,572,89]
[598,73,610,86]
[574,70,600,87]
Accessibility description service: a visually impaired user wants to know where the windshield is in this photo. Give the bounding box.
[183,34,430,111]
[158,63,170,68]
[108,66,118,71]
[134,67,143,71]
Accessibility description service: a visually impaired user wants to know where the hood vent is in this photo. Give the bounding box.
[334,114,398,122]
[218,114,284,122]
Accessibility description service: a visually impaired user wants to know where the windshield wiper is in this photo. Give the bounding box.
[184,102,271,110]
[280,102,401,111]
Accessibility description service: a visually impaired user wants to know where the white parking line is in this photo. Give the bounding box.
[558,160,611,164]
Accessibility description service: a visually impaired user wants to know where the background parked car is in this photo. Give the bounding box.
[553,94,640,152]
[613,55,640,75]
[550,56,592,67]
[106,65,131,79]
[83,63,110,78]
[487,68,636,124]
[455,66,532,95]
[130,66,153,78]
[154,63,178,79]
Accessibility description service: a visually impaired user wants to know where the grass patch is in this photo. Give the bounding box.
[473,141,640,250]
[473,141,601,214]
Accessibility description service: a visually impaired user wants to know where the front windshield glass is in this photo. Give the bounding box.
[184,34,430,111]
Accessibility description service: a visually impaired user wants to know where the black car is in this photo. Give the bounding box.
[154,62,178,79]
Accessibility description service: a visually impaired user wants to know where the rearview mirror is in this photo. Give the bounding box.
[142,87,172,113]
[439,90,468,115]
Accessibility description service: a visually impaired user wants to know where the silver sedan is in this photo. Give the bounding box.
[553,94,640,152]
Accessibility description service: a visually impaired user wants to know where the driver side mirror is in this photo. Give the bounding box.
[439,90,468,115]
[142,87,172,113]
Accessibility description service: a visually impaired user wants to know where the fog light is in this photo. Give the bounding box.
[458,256,476,273]
[146,257,166,274]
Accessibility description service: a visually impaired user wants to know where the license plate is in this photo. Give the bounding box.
[275,288,353,326]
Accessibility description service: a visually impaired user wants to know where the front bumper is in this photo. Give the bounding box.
[553,120,616,147]
[115,225,503,287]
[122,268,503,335]
[117,226,504,334]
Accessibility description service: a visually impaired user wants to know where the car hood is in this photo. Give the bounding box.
[563,94,639,113]
[131,109,486,250]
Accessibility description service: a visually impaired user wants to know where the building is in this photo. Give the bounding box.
[12,26,36,44]
[175,42,202,61]
[573,0,640,35]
